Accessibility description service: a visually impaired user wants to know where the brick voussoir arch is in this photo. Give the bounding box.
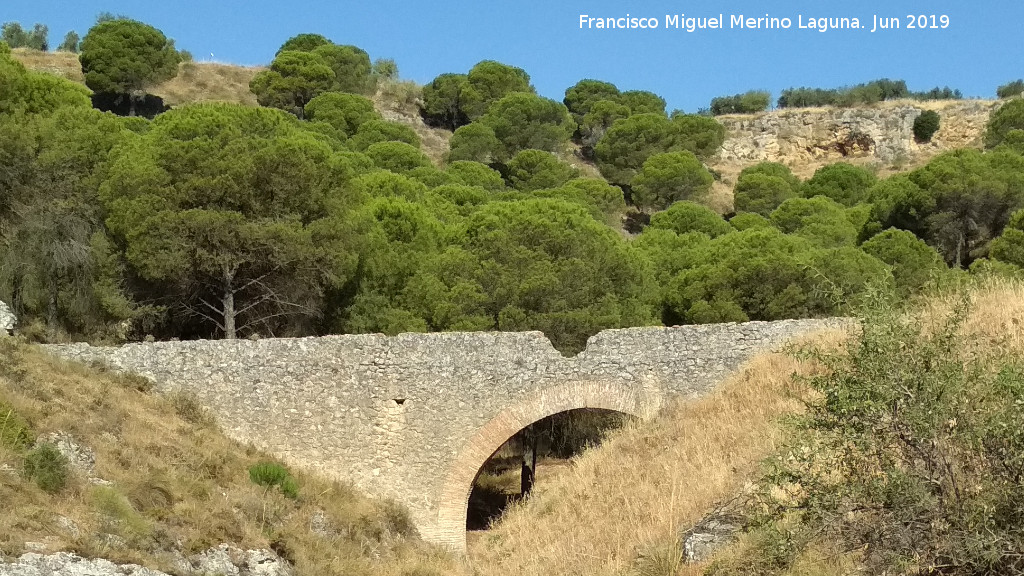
[429,379,662,552]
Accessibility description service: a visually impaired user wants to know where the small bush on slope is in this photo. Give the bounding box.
[0,339,462,576]
[22,442,69,493]
[710,279,1024,576]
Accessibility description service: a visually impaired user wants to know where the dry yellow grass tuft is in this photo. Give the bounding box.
[469,330,846,576]
[11,48,84,82]
[372,79,454,166]
[918,275,1024,355]
[155,61,261,107]
[0,340,463,576]
[11,48,261,107]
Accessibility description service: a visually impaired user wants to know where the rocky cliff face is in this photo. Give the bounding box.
[712,99,1001,177]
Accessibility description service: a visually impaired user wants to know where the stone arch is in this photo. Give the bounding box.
[426,379,663,552]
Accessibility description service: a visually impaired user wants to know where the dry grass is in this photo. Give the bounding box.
[468,330,847,576]
[11,48,260,107]
[918,275,1024,355]
[155,62,261,107]
[0,340,462,576]
[11,48,83,82]
[373,79,454,166]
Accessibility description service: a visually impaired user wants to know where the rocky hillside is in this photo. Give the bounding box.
[716,99,997,170]
[707,99,1002,205]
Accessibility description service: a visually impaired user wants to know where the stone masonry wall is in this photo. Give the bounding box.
[45,318,840,550]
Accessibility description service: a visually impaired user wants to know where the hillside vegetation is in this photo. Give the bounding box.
[6,30,1024,357]
[0,338,461,575]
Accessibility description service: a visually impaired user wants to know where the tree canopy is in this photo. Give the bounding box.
[7,22,1017,358]
[506,150,579,192]
[99,104,358,339]
[733,162,801,216]
[304,92,380,137]
[985,99,1024,149]
[802,163,877,206]
[461,60,533,120]
[250,51,335,118]
[252,37,376,118]
[477,93,575,161]
[594,113,724,186]
[631,151,714,211]
[0,49,91,116]
[79,19,180,115]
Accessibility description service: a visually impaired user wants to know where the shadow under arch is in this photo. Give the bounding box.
[430,379,662,552]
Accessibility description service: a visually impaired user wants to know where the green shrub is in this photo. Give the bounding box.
[279,475,299,500]
[372,57,398,80]
[631,151,714,211]
[997,79,1024,99]
[718,291,1024,575]
[734,174,798,216]
[90,485,153,543]
[913,110,941,142]
[861,228,944,294]
[649,201,732,238]
[170,391,212,427]
[729,212,773,231]
[710,91,771,115]
[23,442,69,493]
[986,99,1024,148]
[0,400,32,450]
[801,163,877,207]
[349,119,421,151]
[777,79,960,109]
[366,141,432,174]
[249,461,299,499]
[506,149,579,192]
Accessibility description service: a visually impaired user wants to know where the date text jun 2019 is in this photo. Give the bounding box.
[577,14,951,33]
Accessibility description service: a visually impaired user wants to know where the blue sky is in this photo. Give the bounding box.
[4,0,1021,111]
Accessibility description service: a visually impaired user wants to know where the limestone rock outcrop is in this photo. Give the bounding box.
[0,301,15,334]
[0,547,294,576]
[715,100,1000,168]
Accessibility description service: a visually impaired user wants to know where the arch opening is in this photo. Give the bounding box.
[430,380,661,553]
[466,408,634,532]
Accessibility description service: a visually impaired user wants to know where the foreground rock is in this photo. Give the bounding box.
[0,300,15,334]
[0,553,164,576]
[681,508,745,564]
[0,546,293,576]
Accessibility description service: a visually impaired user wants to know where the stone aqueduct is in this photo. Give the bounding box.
[47,319,836,551]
